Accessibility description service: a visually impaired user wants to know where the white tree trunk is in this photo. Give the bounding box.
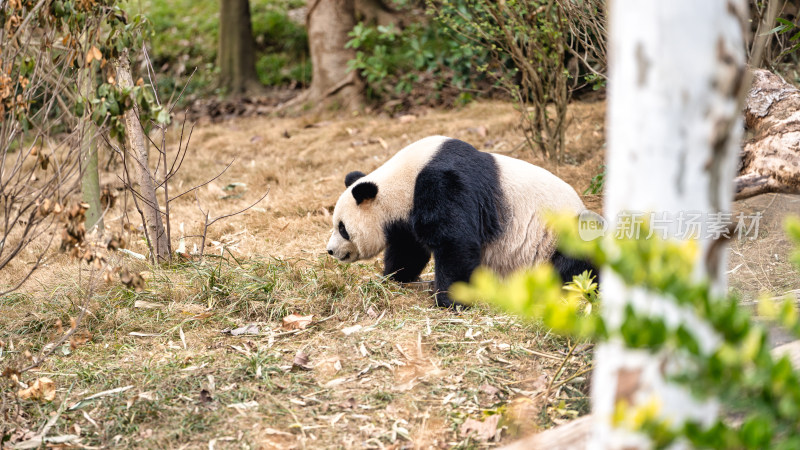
[593,1,747,448]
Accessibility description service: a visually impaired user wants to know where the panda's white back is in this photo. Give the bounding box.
[481,153,585,276]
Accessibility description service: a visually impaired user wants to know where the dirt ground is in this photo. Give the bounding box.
[1,99,798,448]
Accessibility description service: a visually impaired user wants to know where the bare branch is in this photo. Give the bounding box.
[169,158,234,203]
[195,188,270,259]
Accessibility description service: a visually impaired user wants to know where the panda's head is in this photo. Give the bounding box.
[326,171,385,263]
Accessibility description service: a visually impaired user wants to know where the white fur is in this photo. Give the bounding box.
[327,136,584,276]
[482,154,585,275]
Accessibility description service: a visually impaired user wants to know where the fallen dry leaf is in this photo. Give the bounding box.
[479,384,501,398]
[225,324,260,336]
[324,377,348,388]
[263,427,293,436]
[69,331,93,349]
[134,300,163,309]
[129,332,161,337]
[505,396,543,436]
[314,356,342,376]
[227,400,259,410]
[17,377,56,402]
[377,137,388,150]
[191,312,214,320]
[179,327,187,349]
[69,385,134,411]
[460,414,500,442]
[282,314,313,330]
[292,350,311,371]
[341,324,362,336]
[467,125,488,137]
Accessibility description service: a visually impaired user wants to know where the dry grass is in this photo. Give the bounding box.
[0,257,593,448]
[730,193,800,300]
[3,97,800,448]
[1,100,601,448]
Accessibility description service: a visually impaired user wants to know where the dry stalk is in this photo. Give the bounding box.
[195,188,271,259]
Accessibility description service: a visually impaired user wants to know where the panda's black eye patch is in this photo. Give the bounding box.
[338,221,350,241]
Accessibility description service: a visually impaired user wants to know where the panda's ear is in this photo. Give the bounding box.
[352,181,378,205]
[344,171,366,187]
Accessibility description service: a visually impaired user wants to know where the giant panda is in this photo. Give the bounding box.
[326,135,594,308]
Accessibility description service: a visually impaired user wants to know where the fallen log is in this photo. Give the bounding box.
[500,415,593,450]
[736,69,800,200]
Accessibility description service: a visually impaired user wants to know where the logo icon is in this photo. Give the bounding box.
[578,210,607,241]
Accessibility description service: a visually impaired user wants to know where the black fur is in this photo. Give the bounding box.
[345,171,366,187]
[383,220,431,283]
[352,181,378,205]
[338,221,350,241]
[550,250,598,284]
[410,139,505,308]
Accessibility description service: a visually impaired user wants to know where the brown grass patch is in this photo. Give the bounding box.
[5,97,800,447]
[1,99,599,448]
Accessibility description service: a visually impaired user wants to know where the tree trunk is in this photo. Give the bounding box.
[304,0,364,108]
[218,0,261,96]
[354,0,399,27]
[594,1,746,448]
[80,49,103,233]
[116,51,170,264]
[735,69,800,200]
[80,132,103,233]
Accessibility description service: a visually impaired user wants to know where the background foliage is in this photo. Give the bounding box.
[346,19,490,107]
[123,0,308,102]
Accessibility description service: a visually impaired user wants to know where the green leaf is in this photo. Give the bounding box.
[155,108,170,125]
[739,414,772,448]
[74,98,85,117]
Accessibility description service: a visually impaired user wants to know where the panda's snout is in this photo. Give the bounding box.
[326,232,357,262]
[325,247,353,262]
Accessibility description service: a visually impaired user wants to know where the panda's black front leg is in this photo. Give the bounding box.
[383,221,431,283]
[431,241,481,308]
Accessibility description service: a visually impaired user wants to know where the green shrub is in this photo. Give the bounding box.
[431,0,571,160]
[583,164,605,195]
[252,9,307,57]
[346,15,492,106]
